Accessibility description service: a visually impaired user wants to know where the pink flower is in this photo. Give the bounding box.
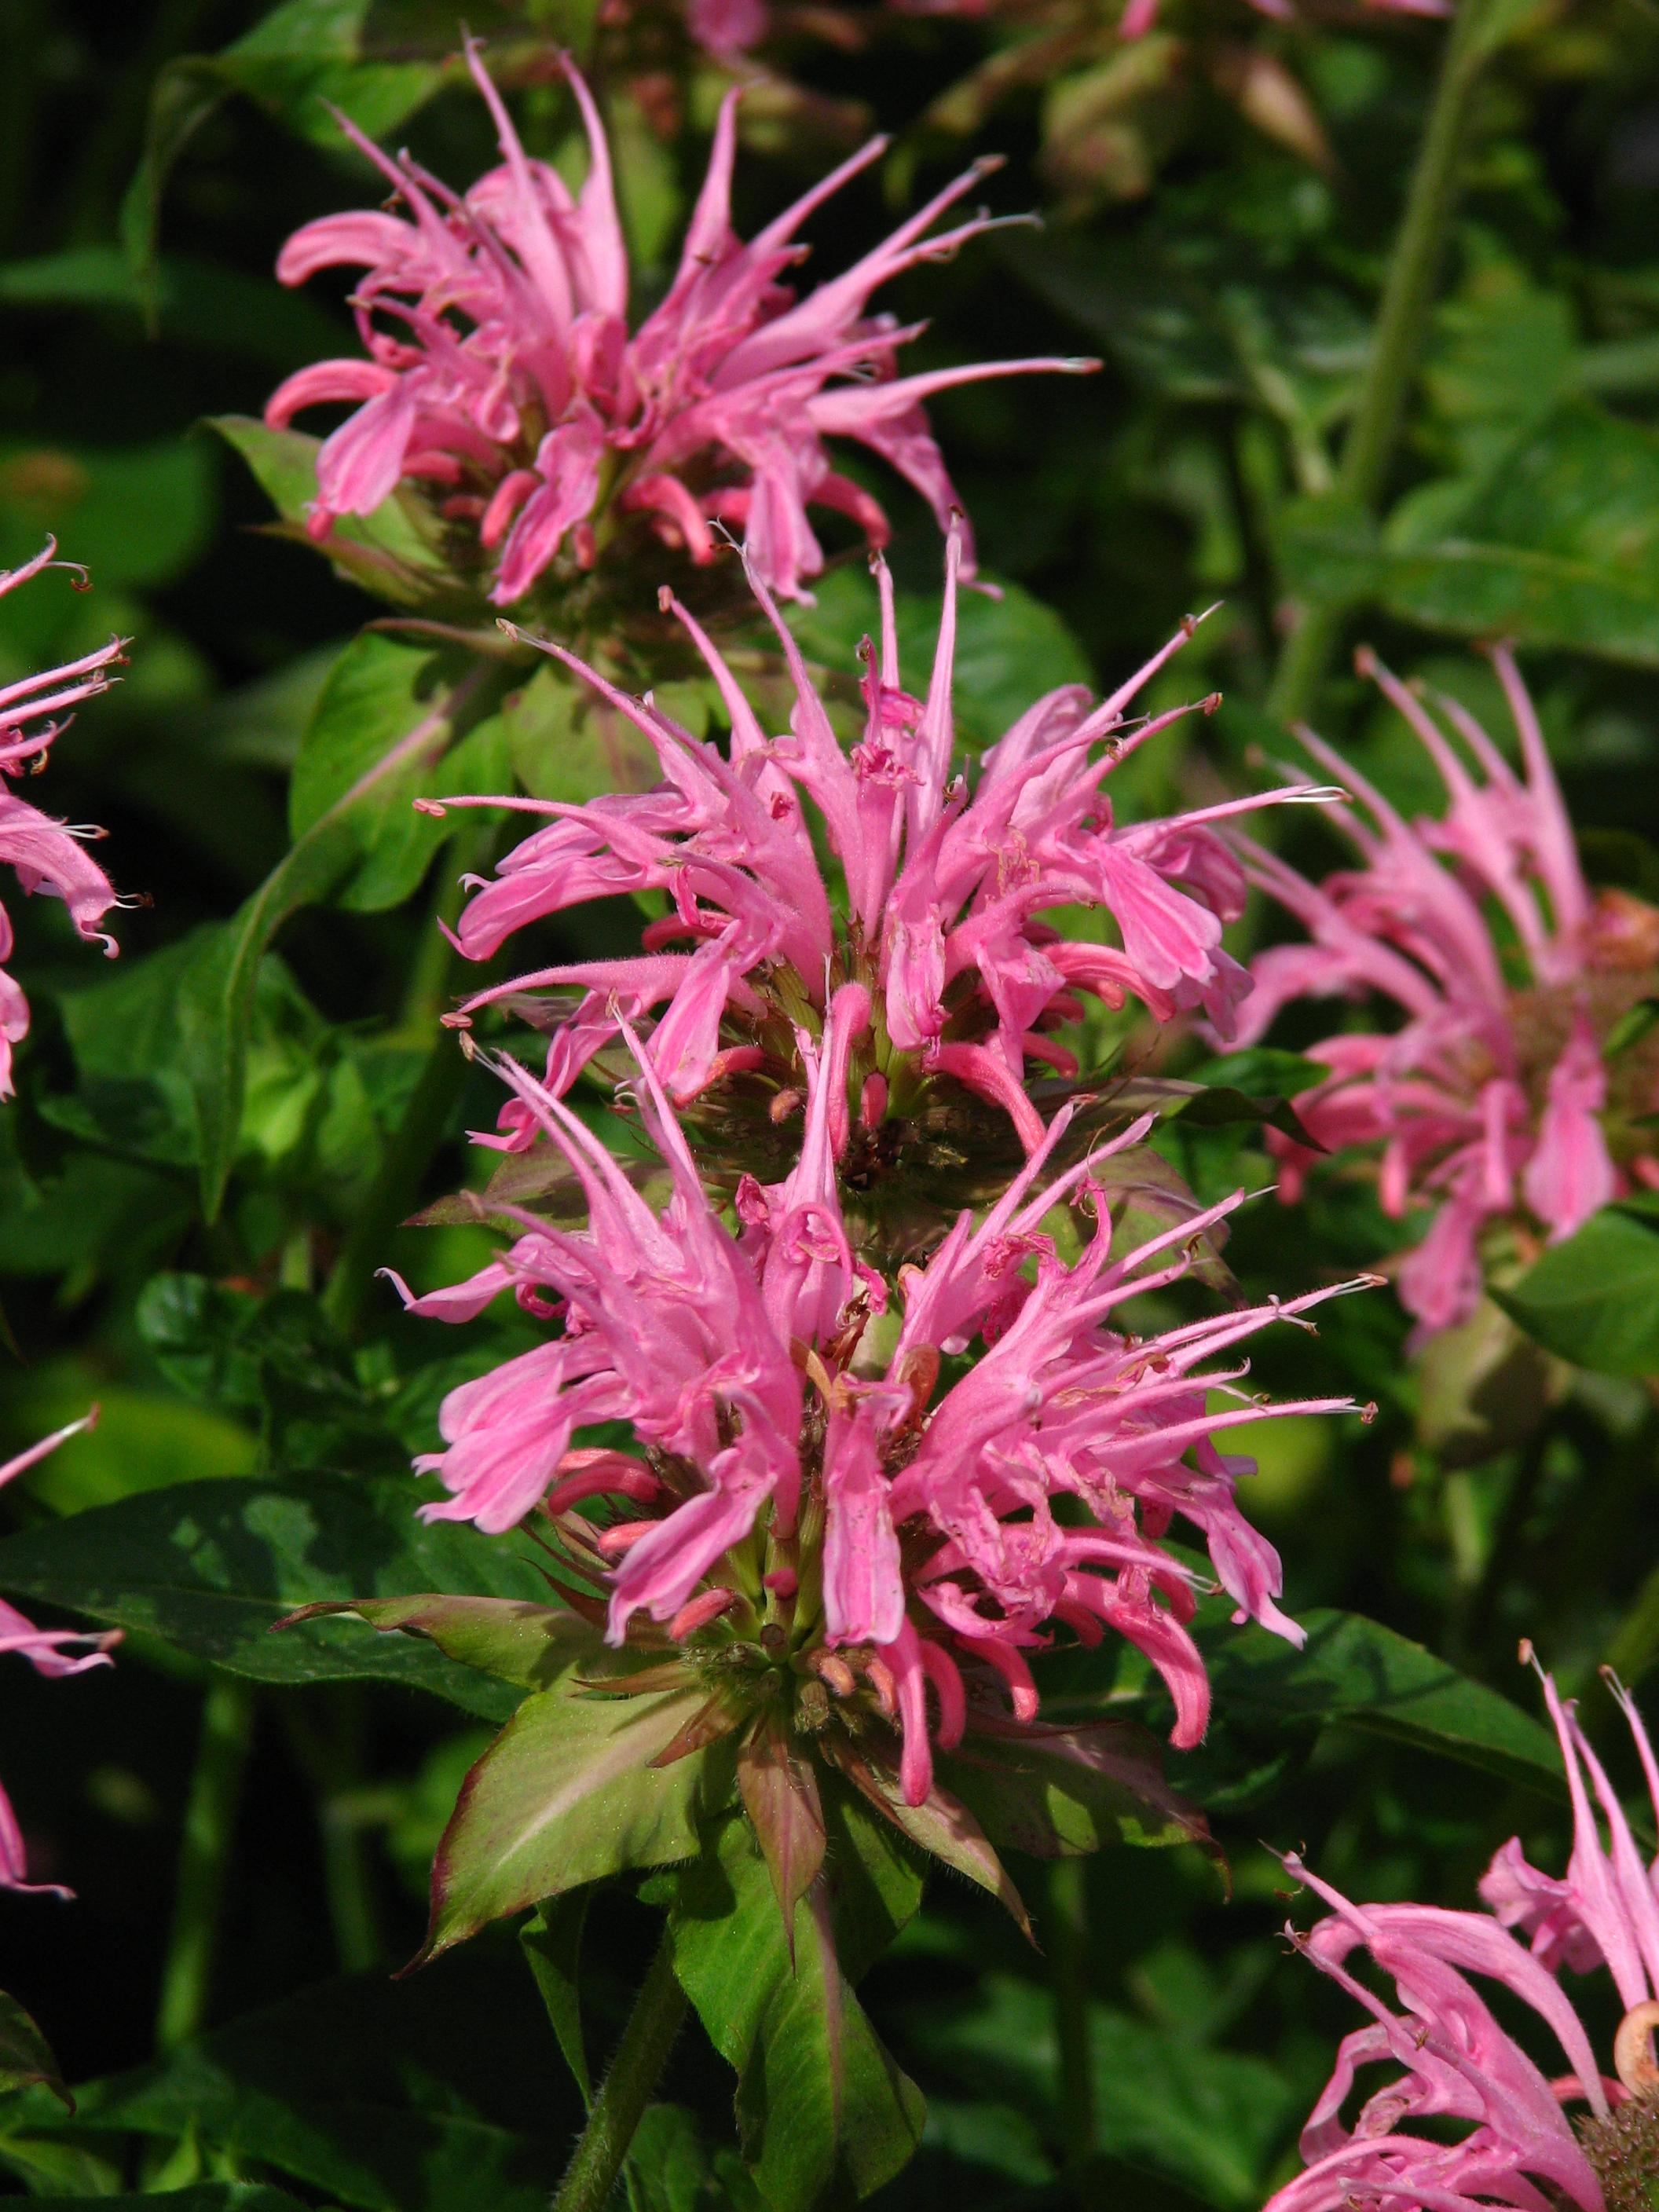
[428,525,1338,1160]
[265,41,1095,608]
[390,1009,1369,1805]
[1266,1657,1659,2212]
[1232,647,1654,1340]
[0,1415,121,1897]
[0,540,125,1101]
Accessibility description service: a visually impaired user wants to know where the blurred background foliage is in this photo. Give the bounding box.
[4,0,1659,2205]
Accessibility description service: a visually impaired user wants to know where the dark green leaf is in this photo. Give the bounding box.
[34,1949,570,2211]
[942,1717,1210,1859]
[423,1682,715,1959]
[826,1743,1030,1937]
[671,1815,926,2211]
[1196,1607,1563,1791]
[520,1893,592,2107]
[0,1474,555,1719]
[0,1991,69,2108]
[0,247,342,366]
[904,1972,1295,2210]
[1493,1204,1659,1375]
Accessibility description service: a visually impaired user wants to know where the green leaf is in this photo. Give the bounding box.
[624,2104,721,2212]
[120,0,452,296]
[0,1991,70,2108]
[288,631,511,912]
[671,1815,926,2211]
[280,1594,602,1690]
[174,629,493,1217]
[423,1682,715,1959]
[0,1474,555,1719]
[825,1742,1030,1937]
[209,416,460,609]
[35,1948,572,2211]
[1196,1606,1563,1791]
[1492,1203,1659,1375]
[118,56,228,312]
[1280,405,1659,667]
[905,1973,1295,2210]
[942,1718,1210,1859]
[520,1893,592,2107]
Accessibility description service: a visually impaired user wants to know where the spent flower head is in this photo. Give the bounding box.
[265,42,1093,614]
[1232,647,1659,1340]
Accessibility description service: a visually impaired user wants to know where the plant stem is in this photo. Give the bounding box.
[551,1923,687,2212]
[278,1694,386,1972]
[321,1024,473,1337]
[154,1676,255,2053]
[1267,0,1497,727]
[1048,1857,1095,2175]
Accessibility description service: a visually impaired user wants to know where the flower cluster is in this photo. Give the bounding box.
[266,42,1093,610]
[0,539,124,1101]
[1266,1654,1659,2212]
[1232,647,1658,1339]
[0,1418,120,1895]
[391,999,1369,1807]
[428,529,1338,1181]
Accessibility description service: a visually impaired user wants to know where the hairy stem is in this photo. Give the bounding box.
[551,1923,687,2212]
[1048,1857,1095,2176]
[155,1676,255,2053]
[1268,0,1498,727]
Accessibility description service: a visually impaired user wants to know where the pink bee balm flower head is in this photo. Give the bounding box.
[1231,646,1659,1341]
[0,1414,122,1896]
[427,526,1341,1175]
[1266,1654,1659,2212]
[0,539,126,1101]
[264,39,1097,610]
[388,1005,1372,1807]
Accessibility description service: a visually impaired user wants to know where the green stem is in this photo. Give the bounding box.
[1267,0,1497,727]
[321,1024,473,1337]
[279,1694,386,1972]
[551,1924,687,2212]
[1048,1858,1095,2176]
[154,1676,255,2053]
